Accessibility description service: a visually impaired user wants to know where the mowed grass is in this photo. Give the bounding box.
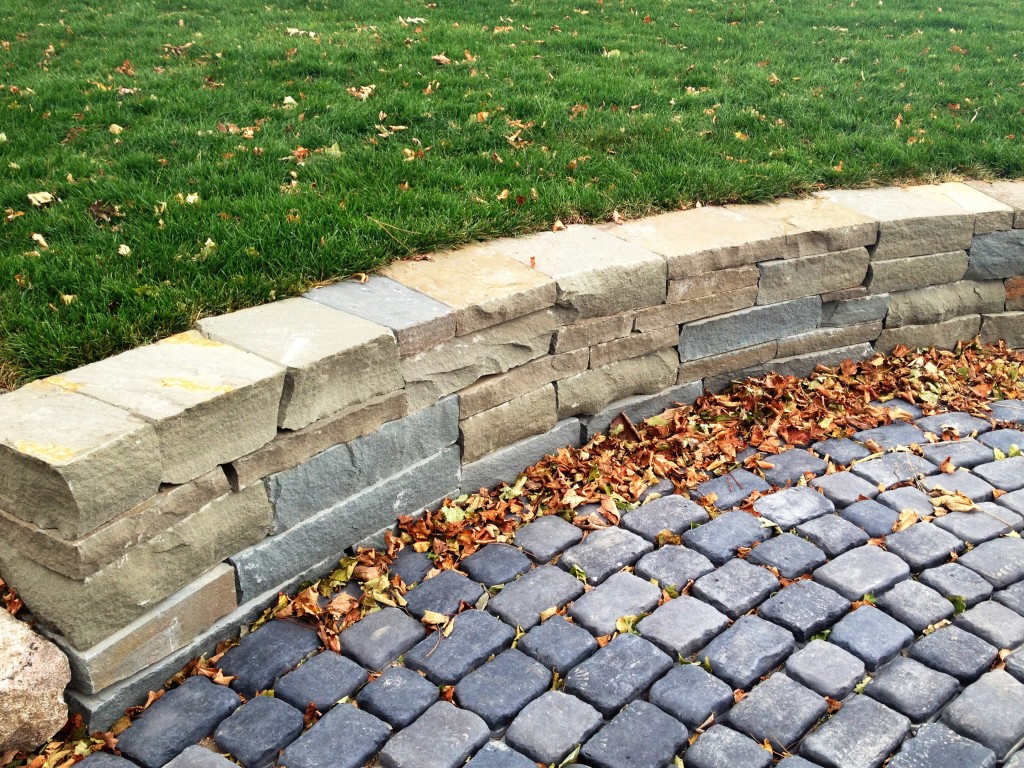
[1,0,1022,385]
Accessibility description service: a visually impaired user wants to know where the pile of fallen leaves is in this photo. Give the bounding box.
[4,339,1022,768]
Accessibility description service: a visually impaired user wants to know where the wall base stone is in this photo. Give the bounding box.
[460,419,583,495]
[876,315,984,354]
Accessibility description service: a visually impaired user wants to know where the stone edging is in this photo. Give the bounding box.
[0,180,1022,728]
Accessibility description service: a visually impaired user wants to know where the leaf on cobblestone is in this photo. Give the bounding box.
[733,689,747,703]
[853,676,872,694]
[939,457,956,473]
[892,510,918,532]
[922,619,951,635]
[825,696,842,713]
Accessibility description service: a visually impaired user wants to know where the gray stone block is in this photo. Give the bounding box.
[932,506,1020,545]
[885,280,1005,328]
[821,294,890,328]
[979,427,1024,452]
[635,545,716,592]
[830,606,914,671]
[579,381,703,441]
[746,533,826,579]
[956,600,1024,649]
[454,649,551,733]
[885,522,963,571]
[908,625,998,684]
[974,456,1024,492]
[917,469,997,507]
[888,723,996,768]
[486,565,584,630]
[758,580,851,642]
[163,747,235,768]
[649,664,734,729]
[621,495,709,542]
[504,691,603,765]
[517,615,598,675]
[563,634,673,716]
[337,607,425,671]
[405,610,515,686]
[461,418,582,494]
[695,468,772,510]
[213,695,304,768]
[864,657,959,724]
[404,569,485,619]
[875,579,954,634]
[966,228,1024,280]
[460,384,558,463]
[810,473,879,507]
[918,412,994,438]
[959,537,1024,588]
[995,581,1024,617]
[513,515,583,563]
[921,439,995,470]
[580,700,688,768]
[839,499,900,538]
[876,314,983,354]
[757,248,869,305]
[866,250,970,293]
[811,438,871,466]
[559,527,653,585]
[378,702,488,768]
[557,349,678,419]
[814,545,910,602]
[685,726,772,768]
[698,615,796,690]
[752,486,835,529]
[568,571,661,636]
[989,399,1024,425]
[461,544,531,587]
[637,594,731,658]
[919,563,994,608]
[796,514,870,558]
[941,671,1024,759]
[876,485,935,516]
[679,296,822,361]
[853,422,928,450]
[850,453,936,489]
[464,743,536,768]
[354,666,438,730]
[682,510,772,566]
[272,650,367,714]
[692,558,780,619]
[760,450,828,487]
[726,673,828,751]
[799,694,910,768]
[785,639,865,699]
[218,620,322,699]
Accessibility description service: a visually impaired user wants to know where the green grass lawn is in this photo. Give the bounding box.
[1,0,1022,386]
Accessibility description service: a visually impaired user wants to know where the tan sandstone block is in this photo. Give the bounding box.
[676,342,778,385]
[1006,276,1024,311]
[197,298,402,430]
[458,350,589,419]
[885,281,1006,328]
[552,313,635,353]
[0,381,161,539]
[966,180,1024,228]
[51,331,284,485]
[756,247,870,305]
[633,287,759,333]
[865,251,969,294]
[775,322,883,359]
[590,327,678,369]
[499,226,667,317]
[724,196,878,256]
[667,265,760,304]
[556,349,677,418]
[875,315,983,354]
[460,385,558,462]
[981,312,1024,348]
[914,182,1014,234]
[382,243,556,335]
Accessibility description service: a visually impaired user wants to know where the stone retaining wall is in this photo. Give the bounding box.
[0,181,1022,728]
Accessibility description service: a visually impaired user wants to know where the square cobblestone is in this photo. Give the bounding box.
[811,438,871,466]
[888,722,996,768]
[908,625,999,684]
[692,558,780,619]
[885,522,964,571]
[810,472,880,507]
[839,500,900,538]
[354,666,439,730]
[796,514,870,557]
[621,495,709,542]
[517,615,598,675]
[785,639,866,699]
[956,600,1024,649]
[941,670,1024,760]
[830,606,914,670]
[213,695,304,768]
[746,533,826,579]
[635,545,715,591]
[876,485,936,517]
[917,412,993,438]
[219,620,322,699]
[404,569,486,618]
[995,581,1024,616]
[486,564,584,630]
[698,615,796,690]
[1006,649,1024,684]
[338,607,426,671]
[405,609,515,685]
[758,580,850,642]
[160,748,234,768]
[685,726,772,768]
[559,526,653,585]
[637,594,731,658]
[464,742,536,768]
[504,691,603,765]
[800,695,910,768]
[864,657,959,724]
[919,563,994,607]
[752,487,835,529]
[461,544,532,587]
[761,449,829,487]
[853,422,927,449]
[454,649,552,733]
[959,537,1024,588]
[726,673,827,751]
[979,428,1024,453]
[776,758,824,768]
[378,702,489,768]
[920,470,997,502]
[648,664,734,729]
[273,650,367,714]
[568,571,661,636]
[279,703,390,768]
[999,488,1024,516]
[563,634,673,716]
[513,515,582,563]
[682,510,772,566]
[390,547,432,586]
[580,700,688,768]
[989,400,1024,425]
[921,439,997,470]
[850,452,936,489]
[814,545,910,602]
[875,579,955,633]
[932,507,1020,545]
[695,468,772,510]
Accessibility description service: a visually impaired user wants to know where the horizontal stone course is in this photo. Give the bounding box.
[866,250,970,294]
[885,281,1005,328]
[556,349,677,418]
[460,384,556,463]
[756,247,869,305]
[679,296,821,362]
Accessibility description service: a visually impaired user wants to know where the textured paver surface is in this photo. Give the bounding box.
[104,404,1024,768]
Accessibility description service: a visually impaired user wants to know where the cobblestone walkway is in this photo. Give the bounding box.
[86,399,1024,768]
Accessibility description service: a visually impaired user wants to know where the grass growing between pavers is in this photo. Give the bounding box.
[1,0,1023,384]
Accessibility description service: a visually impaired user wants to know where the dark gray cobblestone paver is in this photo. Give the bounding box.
[691,557,779,619]
[796,513,870,557]
[279,703,389,768]
[761,448,828,487]
[686,726,772,768]
[694,467,771,510]
[272,650,366,714]
[567,570,661,635]
[637,594,730,658]
[517,614,598,675]
[213,696,304,768]
[648,664,733,729]
[682,509,772,565]
[558,526,653,585]
[563,633,673,716]
[919,562,995,607]
[621,494,709,541]
[726,673,827,751]
[580,700,688,768]
[745,532,826,578]
[785,639,865,699]
[634,543,715,590]
[405,609,514,685]
[908,624,999,684]
[758,579,850,642]
[888,723,997,768]
[354,666,438,730]
[752,486,834,529]
[874,579,954,633]
[800,694,910,768]
[863,656,959,724]
[884,521,964,571]
[513,514,582,562]
[829,605,914,671]
[941,670,1024,760]
[378,701,487,768]
[504,691,603,765]
[485,564,584,630]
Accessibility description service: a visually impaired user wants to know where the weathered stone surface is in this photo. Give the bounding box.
[57,564,237,695]
[821,294,890,327]
[875,314,983,353]
[305,275,456,357]
[885,281,1005,328]
[775,322,882,359]
[501,226,667,318]
[355,666,438,730]
[822,285,869,302]
[865,657,959,724]
[667,265,760,303]
[505,691,603,765]
[556,349,677,418]
[53,332,284,485]
[817,186,974,260]
[267,397,457,530]
[454,649,551,732]
[461,418,581,494]
[560,527,653,586]
[563,634,673,716]
[580,381,702,440]
[382,242,556,335]
[232,448,459,602]
[726,673,827,751]
[0,468,231,579]
[799,694,910,768]
[676,341,777,386]
[406,611,515,685]
[633,286,759,333]
[965,180,1024,228]
[707,344,875,393]
[649,665,734,730]
[461,385,557,462]
[280,702,390,768]
[552,312,634,353]
[213,695,305,768]
[459,351,588,419]
[914,182,1014,234]
[0,485,270,649]
[785,639,865,699]
[401,308,564,410]
[757,247,869,305]
[218,619,322,699]
[865,250,970,294]
[966,228,1024,280]
[0,609,71,751]
[197,298,401,430]
[0,381,161,539]
[941,670,1024,760]
[678,296,821,362]
[888,722,997,768]
[981,312,1024,348]
[637,595,730,658]
[686,726,773,768]
[273,650,367,713]
[1006,276,1024,311]
[590,327,677,369]
[724,196,879,256]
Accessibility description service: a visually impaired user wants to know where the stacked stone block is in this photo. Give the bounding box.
[0,182,1022,728]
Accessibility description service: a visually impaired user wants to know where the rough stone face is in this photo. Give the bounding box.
[355,666,439,730]
[649,664,734,729]
[865,657,960,724]
[501,226,667,318]
[568,571,662,635]
[966,228,1024,279]
[775,322,882,359]
[461,418,582,494]
[981,312,1024,348]
[404,610,515,686]
[589,327,678,369]
[866,250,970,294]
[752,486,834,529]
[757,247,870,305]
[504,691,603,765]
[916,182,1014,233]
[724,196,880,256]
[0,609,71,751]
[279,703,390,768]
[518,615,599,675]
[726,673,828,751]
[692,558,780,619]
[829,606,915,671]
[667,265,760,303]
[197,297,401,430]
[876,315,983,353]
[799,694,910,768]
[460,384,557,462]
[941,671,1024,760]
[637,595,731,658]
[556,349,677,418]
[382,242,556,335]
[0,381,161,539]
[821,294,890,328]
[885,281,1005,328]
[552,312,634,353]
[458,350,588,419]
[559,527,654,585]
[580,700,688,768]
[1006,276,1024,311]
[218,619,322,699]
[213,695,305,768]
[633,286,759,333]
[685,726,773,768]
[958,537,1024,588]
[679,296,821,361]
[676,341,777,386]
[746,534,826,579]
[563,634,673,717]
[887,723,997,768]
[698,615,796,690]
[514,517,583,563]
[874,579,954,634]
[758,580,851,642]
[304,275,456,357]
[635,544,716,592]
[0,485,271,650]
[908,625,998,684]
[965,179,1024,227]
[272,650,367,713]
[785,639,865,699]
[454,649,552,732]
[51,331,284,485]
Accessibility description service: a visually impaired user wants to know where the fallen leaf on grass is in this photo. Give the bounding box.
[552,219,566,231]
[27,191,54,207]
[30,233,47,249]
[346,84,376,100]
[117,244,131,256]
[431,52,452,65]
